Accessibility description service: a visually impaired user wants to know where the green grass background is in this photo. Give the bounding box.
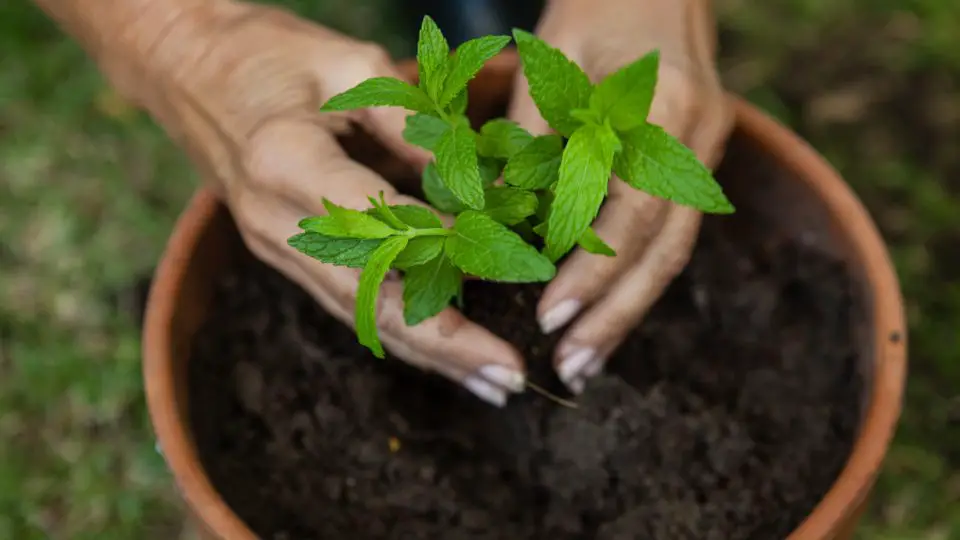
[1,0,958,538]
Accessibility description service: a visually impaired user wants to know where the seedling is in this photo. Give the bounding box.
[288,16,734,358]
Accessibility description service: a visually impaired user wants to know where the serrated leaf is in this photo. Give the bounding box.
[614,123,734,214]
[483,186,538,225]
[477,119,534,159]
[366,194,409,230]
[478,157,504,186]
[404,113,449,151]
[403,255,462,325]
[298,199,399,239]
[422,162,466,214]
[394,236,445,269]
[320,77,434,114]
[545,124,619,261]
[417,15,449,101]
[449,88,468,115]
[445,211,555,282]
[438,35,512,107]
[578,227,616,256]
[503,134,563,190]
[389,205,444,229]
[434,122,485,209]
[512,30,593,137]
[356,236,409,358]
[287,232,383,268]
[590,50,659,132]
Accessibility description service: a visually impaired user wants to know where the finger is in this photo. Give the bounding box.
[356,61,433,171]
[554,204,702,393]
[506,41,582,135]
[241,117,520,406]
[537,184,668,334]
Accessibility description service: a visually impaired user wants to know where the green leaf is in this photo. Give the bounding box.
[389,205,444,229]
[614,123,734,213]
[478,157,504,186]
[578,227,616,256]
[449,88,468,115]
[446,211,556,282]
[404,113,449,151]
[482,186,538,225]
[545,123,620,261]
[320,77,434,114]
[287,232,383,268]
[417,15,450,101]
[394,236,445,269]
[503,134,563,190]
[366,194,409,230]
[356,236,409,358]
[589,49,660,132]
[438,35,512,107]
[299,199,399,239]
[476,119,534,159]
[434,122,485,209]
[422,162,466,214]
[535,190,554,221]
[512,29,593,137]
[403,255,462,325]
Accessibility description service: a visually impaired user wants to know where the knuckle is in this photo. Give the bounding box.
[353,42,392,71]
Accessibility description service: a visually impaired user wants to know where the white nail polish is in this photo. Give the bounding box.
[539,299,582,334]
[478,364,525,393]
[583,358,603,378]
[463,376,507,407]
[568,377,585,395]
[557,347,595,384]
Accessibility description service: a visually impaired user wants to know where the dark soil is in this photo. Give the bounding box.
[189,148,864,539]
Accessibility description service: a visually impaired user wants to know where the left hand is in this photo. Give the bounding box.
[507,0,734,393]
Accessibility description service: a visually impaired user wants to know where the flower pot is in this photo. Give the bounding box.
[143,52,906,540]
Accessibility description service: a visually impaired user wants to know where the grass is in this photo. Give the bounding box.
[1,0,957,538]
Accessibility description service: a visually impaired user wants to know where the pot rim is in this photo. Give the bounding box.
[143,59,906,540]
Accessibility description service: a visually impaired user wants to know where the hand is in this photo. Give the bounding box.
[508,0,734,393]
[118,1,525,406]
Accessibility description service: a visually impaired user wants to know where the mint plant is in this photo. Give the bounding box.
[288,16,734,358]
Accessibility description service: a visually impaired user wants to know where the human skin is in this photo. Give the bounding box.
[32,0,730,405]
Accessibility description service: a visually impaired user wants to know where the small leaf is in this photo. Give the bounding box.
[417,15,450,101]
[394,236,444,269]
[389,205,444,229]
[298,200,399,239]
[320,77,434,114]
[449,88,468,115]
[478,157,504,186]
[434,122,485,209]
[578,227,616,256]
[366,194,409,230]
[483,186,538,225]
[614,123,734,214]
[590,50,660,132]
[422,162,466,214]
[446,211,555,282]
[535,190,554,221]
[503,134,563,190]
[438,35,512,107]
[545,123,620,261]
[403,255,462,325]
[477,119,534,159]
[512,30,593,137]
[287,232,382,268]
[356,236,409,358]
[404,113,449,151]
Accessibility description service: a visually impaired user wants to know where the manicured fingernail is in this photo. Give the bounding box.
[583,357,603,377]
[539,299,582,334]
[568,377,585,395]
[557,347,595,386]
[478,364,525,393]
[463,376,507,407]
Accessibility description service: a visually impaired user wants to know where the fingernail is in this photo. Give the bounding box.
[557,347,595,385]
[463,376,507,407]
[478,364,525,393]
[539,299,582,334]
[568,377,585,395]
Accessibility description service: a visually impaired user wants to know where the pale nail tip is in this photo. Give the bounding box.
[583,358,604,378]
[463,377,507,407]
[477,364,525,393]
[557,348,595,383]
[568,377,585,395]
[539,299,582,334]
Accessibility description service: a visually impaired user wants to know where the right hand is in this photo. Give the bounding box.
[117,1,525,406]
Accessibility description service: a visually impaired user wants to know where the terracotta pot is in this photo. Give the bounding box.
[143,53,906,540]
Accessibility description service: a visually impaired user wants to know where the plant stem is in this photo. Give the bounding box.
[411,228,453,237]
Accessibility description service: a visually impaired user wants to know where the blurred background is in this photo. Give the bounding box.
[1,0,958,538]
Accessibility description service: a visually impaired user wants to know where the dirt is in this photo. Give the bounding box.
[189,144,865,539]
